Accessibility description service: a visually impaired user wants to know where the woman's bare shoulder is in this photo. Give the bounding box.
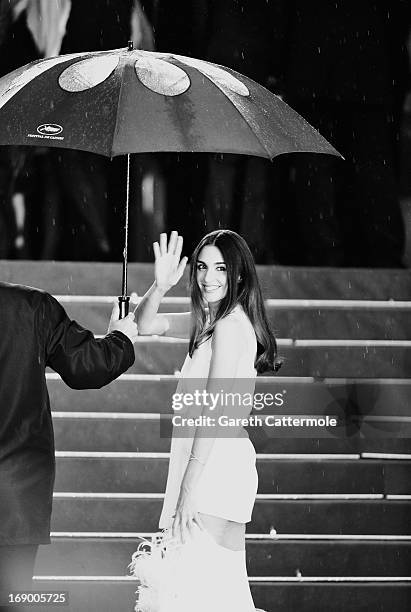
[212,311,245,344]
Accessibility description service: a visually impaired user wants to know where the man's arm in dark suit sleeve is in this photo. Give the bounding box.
[42,292,135,389]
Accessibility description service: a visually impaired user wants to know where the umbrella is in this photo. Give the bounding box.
[0,42,340,315]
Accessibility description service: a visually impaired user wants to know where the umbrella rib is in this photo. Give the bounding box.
[174,56,274,158]
[175,55,274,157]
[198,68,337,158]
[110,61,127,156]
[219,87,331,158]
[228,99,273,158]
[205,78,274,158]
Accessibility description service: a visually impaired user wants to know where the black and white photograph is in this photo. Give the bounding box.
[0,1,411,611]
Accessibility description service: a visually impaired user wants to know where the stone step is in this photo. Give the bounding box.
[85,339,411,377]
[54,455,410,495]
[58,299,411,340]
[3,260,411,299]
[52,416,411,454]
[32,578,411,612]
[47,375,411,417]
[34,537,411,577]
[50,497,411,534]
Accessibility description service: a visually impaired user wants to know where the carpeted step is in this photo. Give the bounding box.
[34,537,411,578]
[3,260,411,299]
[249,437,411,455]
[46,338,411,377]
[99,339,411,377]
[32,578,411,612]
[50,497,411,534]
[47,376,411,417]
[55,456,402,494]
[52,415,411,454]
[57,298,411,340]
[54,454,411,495]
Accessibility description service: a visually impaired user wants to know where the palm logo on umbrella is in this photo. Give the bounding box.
[0,43,340,315]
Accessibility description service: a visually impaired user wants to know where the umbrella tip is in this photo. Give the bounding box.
[128,40,134,51]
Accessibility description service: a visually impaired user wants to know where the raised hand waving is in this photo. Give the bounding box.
[153,231,188,293]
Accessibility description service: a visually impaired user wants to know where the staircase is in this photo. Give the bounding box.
[1,261,410,612]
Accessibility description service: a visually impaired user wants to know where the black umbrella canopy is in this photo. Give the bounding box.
[0,46,340,158]
[0,45,341,313]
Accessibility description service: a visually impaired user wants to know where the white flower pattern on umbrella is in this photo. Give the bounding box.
[134,56,191,97]
[55,50,250,98]
[58,54,120,92]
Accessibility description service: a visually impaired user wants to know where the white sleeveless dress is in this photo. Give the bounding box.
[153,304,258,612]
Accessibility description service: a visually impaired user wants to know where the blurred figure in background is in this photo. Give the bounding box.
[0,0,40,258]
[202,0,276,263]
[0,0,155,261]
[152,0,278,262]
[271,0,411,267]
[147,0,209,256]
[50,0,155,261]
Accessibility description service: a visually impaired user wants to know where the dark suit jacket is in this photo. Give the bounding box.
[0,282,135,545]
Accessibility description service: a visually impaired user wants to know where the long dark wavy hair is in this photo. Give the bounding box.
[188,230,281,373]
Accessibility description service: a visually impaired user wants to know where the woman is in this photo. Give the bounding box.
[131,230,279,612]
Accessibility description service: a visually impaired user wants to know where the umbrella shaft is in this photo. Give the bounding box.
[122,153,131,297]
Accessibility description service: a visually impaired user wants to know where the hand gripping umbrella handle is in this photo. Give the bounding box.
[118,296,130,319]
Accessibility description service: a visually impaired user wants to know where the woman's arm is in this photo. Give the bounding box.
[135,231,190,337]
[172,316,245,542]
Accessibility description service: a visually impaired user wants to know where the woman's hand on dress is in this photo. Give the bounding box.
[153,231,188,294]
[172,485,204,545]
